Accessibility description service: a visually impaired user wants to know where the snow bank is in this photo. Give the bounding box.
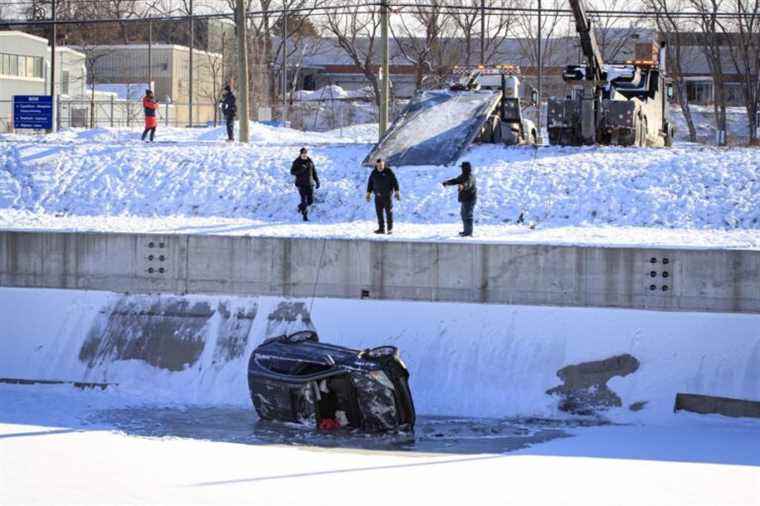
[0,125,758,234]
[292,84,373,102]
[671,105,755,144]
[2,287,758,423]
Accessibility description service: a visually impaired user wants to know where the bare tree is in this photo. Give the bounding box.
[216,1,322,119]
[590,0,646,62]
[390,0,455,90]
[718,0,760,144]
[218,0,274,115]
[450,0,517,67]
[646,0,698,141]
[197,51,225,125]
[688,0,730,145]
[514,0,566,100]
[271,1,325,118]
[323,1,384,107]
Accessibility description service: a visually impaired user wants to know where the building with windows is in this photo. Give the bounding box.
[79,44,224,126]
[0,31,91,131]
[0,31,48,130]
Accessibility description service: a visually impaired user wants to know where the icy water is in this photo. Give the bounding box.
[91,406,605,455]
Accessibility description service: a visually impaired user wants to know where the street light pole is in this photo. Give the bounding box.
[236,0,250,142]
[480,0,485,66]
[282,2,288,123]
[189,0,194,127]
[148,20,153,89]
[537,0,543,144]
[379,0,390,140]
[49,0,57,133]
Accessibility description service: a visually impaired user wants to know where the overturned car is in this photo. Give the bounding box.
[248,331,415,432]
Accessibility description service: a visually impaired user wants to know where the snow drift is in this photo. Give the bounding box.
[2,287,759,422]
[1,125,759,232]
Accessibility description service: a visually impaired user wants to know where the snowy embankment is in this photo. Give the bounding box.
[3,287,759,423]
[671,105,757,144]
[1,123,759,248]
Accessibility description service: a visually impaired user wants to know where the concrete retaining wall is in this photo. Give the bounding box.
[1,230,759,313]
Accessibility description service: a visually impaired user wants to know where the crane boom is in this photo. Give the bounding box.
[568,0,605,82]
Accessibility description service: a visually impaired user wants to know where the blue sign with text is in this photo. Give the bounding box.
[13,95,53,130]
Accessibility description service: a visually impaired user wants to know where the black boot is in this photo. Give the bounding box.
[461,220,473,237]
[302,209,309,222]
[374,227,385,234]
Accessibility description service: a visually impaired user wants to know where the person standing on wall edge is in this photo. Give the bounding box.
[365,158,400,235]
[220,84,237,142]
[141,89,158,142]
[291,147,320,221]
[442,161,477,237]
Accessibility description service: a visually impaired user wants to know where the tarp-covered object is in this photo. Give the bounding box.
[364,90,502,167]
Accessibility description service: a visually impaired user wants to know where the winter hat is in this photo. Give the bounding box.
[224,84,231,92]
[145,89,153,94]
[299,147,308,154]
[461,161,472,174]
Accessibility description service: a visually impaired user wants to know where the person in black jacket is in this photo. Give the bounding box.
[365,158,400,234]
[291,147,320,221]
[442,161,477,237]
[220,84,236,142]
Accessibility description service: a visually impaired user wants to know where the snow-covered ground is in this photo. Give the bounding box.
[1,123,759,249]
[2,384,759,505]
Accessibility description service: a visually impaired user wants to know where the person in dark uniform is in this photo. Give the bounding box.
[220,84,237,142]
[442,161,477,237]
[365,158,400,234]
[291,147,320,221]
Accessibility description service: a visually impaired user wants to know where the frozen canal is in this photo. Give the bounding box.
[2,384,759,505]
[94,406,578,455]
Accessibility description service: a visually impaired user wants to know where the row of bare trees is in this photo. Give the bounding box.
[6,1,758,142]
[646,0,760,145]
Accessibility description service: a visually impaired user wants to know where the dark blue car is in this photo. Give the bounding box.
[248,331,415,432]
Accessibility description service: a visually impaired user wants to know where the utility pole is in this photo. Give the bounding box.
[147,20,153,90]
[235,0,250,142]
[379,0,390,140]
[537,0,543,144]
[480,0,485,66]
[281,2,288,123]
[49,0,57,133]
[188,0,194,127]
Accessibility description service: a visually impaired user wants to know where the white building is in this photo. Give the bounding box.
[0,31,48,130]
[0,31,112,131]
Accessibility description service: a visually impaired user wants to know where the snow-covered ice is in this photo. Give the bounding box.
[1,123,759,249]
[1,383,759,505]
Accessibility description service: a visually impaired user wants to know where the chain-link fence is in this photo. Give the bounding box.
[1,98,222,132]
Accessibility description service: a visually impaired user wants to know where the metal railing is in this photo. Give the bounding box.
[0,98,221,132]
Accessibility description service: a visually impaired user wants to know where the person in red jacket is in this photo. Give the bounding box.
[141,89,159,142]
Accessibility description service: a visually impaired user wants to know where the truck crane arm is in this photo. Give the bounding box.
[568,0,605,82]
